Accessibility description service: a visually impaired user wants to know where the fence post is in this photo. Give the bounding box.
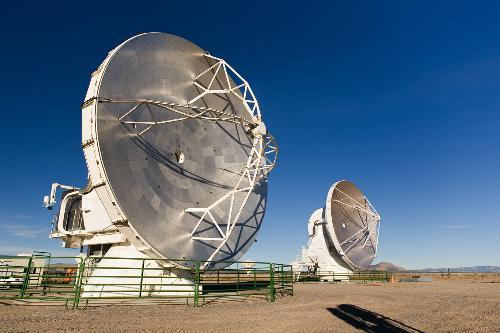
[269,263,275,302]
[139,259,145,298]
[74,257,86,309]
[20,256,33,297]
[41,255,51,295]
[281,265,285,293]
[253,268,257,289]
[194,261,200,307]
[237,263,240,295]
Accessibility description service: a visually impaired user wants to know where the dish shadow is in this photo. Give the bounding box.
[327,304,425,333]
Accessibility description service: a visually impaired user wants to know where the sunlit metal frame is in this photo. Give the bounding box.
[95,54,278,267]
[333,187,381,256]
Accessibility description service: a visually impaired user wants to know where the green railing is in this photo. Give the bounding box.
[295,270,391,283]
[0,254,293,308]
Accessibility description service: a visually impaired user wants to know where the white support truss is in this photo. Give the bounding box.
[333,187,381,256]
[92,54,278,268]
[189,54,261,119]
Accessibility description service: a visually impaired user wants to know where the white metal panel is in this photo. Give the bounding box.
[82,233,125,246]
[81,105,93,144]
[308,208,324,238]
[80,189,114,232]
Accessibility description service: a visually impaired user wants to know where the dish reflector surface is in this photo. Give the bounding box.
[90,33,276,266]
[324,180,380,269]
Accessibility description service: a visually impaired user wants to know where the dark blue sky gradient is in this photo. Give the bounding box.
[1,1,499,268]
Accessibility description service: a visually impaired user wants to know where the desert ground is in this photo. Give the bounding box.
[1,279,499,333]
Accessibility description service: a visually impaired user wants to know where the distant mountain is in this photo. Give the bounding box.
[368,262,406,272]
[417,266,500,273]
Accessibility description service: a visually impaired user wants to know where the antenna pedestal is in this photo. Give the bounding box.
[301,223,351,281]
[298,209,351,281]
[81,244,198,299]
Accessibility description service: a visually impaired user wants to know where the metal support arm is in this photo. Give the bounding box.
[43,183,79,210]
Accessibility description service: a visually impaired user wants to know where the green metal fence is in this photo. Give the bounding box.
[0,254,293,308]
[295,270,391,283]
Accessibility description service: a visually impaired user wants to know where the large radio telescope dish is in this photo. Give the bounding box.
[82,33,277,268]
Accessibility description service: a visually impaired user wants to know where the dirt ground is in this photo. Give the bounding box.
[1,280,499,333]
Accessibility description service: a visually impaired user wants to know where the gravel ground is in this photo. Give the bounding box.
[1,280,499,333]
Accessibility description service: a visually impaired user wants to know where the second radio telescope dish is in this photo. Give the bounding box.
[291,180,380,280]
[83,33,277,267]
[325,181,380,268]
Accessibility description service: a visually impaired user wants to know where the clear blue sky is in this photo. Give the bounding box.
[1,1,499,269]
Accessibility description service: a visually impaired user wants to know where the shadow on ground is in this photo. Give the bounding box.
[327,304,425,333]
